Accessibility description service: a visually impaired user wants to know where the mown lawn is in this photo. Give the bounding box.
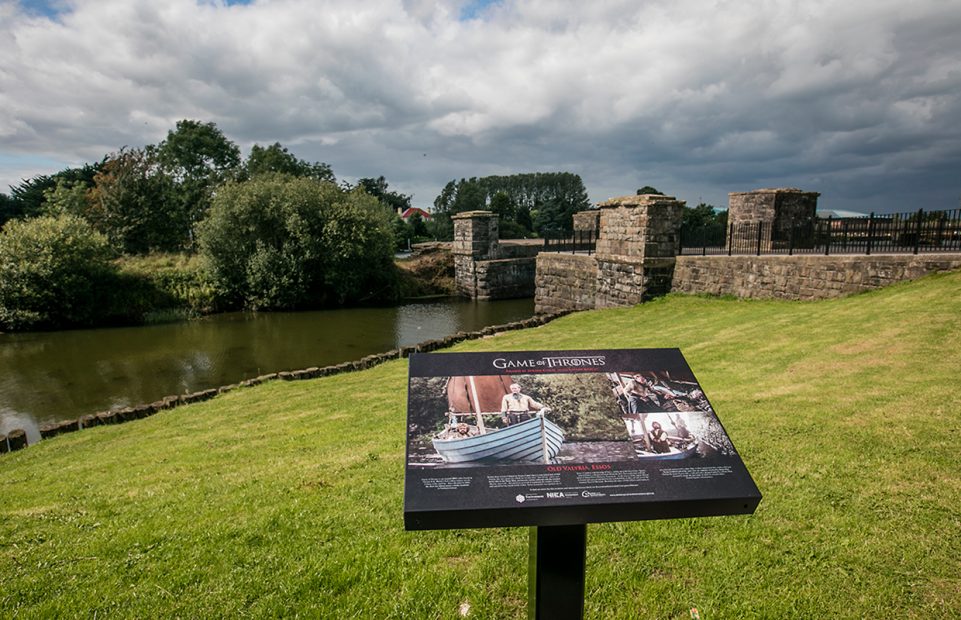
[2,270,960,618]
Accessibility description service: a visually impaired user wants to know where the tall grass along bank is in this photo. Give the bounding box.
[2,270,960,618]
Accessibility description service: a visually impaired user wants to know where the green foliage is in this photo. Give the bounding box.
[88,148,182,254]
[6,174,54,222]
[41,178,91,217]
[636,185,663,195]
[391,216,414,252]
[157,120,241,181]
[681,202,728,246]
[245,142,334,182]
[498,219,532,239]
[0,192,16,228]
[157,120,242,246]
[114,253,219,317]
[432,172,590,237]
[407,211,429,238]
[198,175,398,310]
[682,202,725,229]
[2,163,102,226]
[0,214,116,330]
[488,191,514,221]
[356,176,412,214]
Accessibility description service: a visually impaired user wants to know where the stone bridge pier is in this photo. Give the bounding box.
[452,211,540,300]
[534,194,685,314]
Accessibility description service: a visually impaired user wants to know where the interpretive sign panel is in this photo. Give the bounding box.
[403,349,761,530]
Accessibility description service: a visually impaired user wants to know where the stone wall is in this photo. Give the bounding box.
[595,257,678,307]
[497,239,543,259]
[452,211,498,260]
[473,257,538,300]
[453,211,544,300]
[595,194,684,259]
[672,254,961,300]
[535,194,686,313]
[535,254,598,314]
[573,210,601,232]
[728,188,820,249]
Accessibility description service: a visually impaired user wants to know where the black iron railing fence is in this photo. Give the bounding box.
[680,208,961,256]
[543,229,596,254]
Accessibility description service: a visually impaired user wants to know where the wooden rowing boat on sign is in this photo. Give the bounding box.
[632,440,699,460]
[433,416,565,464]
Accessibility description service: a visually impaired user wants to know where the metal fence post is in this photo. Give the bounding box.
[914,209,923,254]
[866,213,875,255]
[728,223,734,256]
[824,215,831,256]
[756,223,763,256]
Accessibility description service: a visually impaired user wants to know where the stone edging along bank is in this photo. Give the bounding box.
[0,310,573,455]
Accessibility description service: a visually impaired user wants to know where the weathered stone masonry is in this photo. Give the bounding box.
[534,188,961,312]
[671,254,961,300]
[534,194,686,313]
[452,210,541,300]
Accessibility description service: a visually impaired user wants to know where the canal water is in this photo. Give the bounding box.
[0,298,534,443]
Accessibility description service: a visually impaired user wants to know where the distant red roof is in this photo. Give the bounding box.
[400,207,431,220]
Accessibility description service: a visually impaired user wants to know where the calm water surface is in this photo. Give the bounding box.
[0,298,534,443]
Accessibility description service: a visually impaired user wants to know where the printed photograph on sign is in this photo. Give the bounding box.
[406,369,733,468]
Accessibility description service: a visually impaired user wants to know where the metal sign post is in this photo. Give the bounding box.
[528,524,587,620]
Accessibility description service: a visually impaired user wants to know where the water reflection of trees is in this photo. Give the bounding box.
[0,299,535,429]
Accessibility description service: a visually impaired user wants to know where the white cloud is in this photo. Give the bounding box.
[1,0,960,211]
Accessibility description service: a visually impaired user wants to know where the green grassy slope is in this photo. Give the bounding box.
[2,270,960,618]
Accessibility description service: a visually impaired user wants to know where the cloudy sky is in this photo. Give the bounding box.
[2,0,960,213]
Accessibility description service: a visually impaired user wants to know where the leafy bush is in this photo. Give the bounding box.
[0,215,116,330]
[198,175,398,310]
[113,253,219,317]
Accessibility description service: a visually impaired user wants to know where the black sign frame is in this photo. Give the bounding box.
[403,348,761,531]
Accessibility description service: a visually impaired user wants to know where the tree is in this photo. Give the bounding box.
[407,211,429,238]
[489,191,515,221]
[0,214,116,330]
[682,203,725,230]
[87,148,181,253]
[41,179,91,218]
[157,120,241,245]
[0,192,15,228]
[431,172,590,237]
[636,186,663,195]
[245,142,334,181]
[2,162,102,226]
[7,174,54,222]
[198,175,398,309]
[357,176,412,214]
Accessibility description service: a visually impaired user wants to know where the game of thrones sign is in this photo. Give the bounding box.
[404,349,762,530]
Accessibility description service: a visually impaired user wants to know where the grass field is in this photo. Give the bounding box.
[2,270,960,618]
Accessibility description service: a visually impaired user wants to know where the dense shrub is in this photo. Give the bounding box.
[198,175,398,310]
[0,215,116,330]
[113,253,219,318]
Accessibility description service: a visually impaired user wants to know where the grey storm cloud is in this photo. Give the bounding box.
[1,0,959,212]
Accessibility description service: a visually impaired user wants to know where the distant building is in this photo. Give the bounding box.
[398,207,432,220]
[816,209,869,219]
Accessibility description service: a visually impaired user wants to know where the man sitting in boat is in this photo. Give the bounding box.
[648,421,672,453]
[500,382,549,426]
[454,422,478,438]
